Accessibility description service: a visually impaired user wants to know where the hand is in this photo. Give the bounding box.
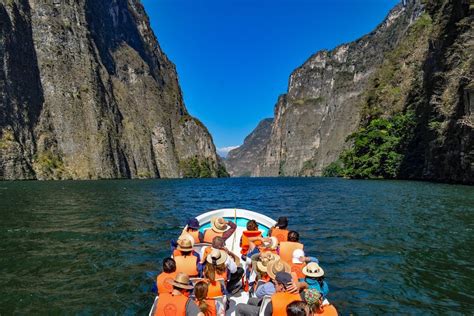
[287,282,299,294]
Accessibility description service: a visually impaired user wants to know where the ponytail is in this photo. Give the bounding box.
[194,281,209,314]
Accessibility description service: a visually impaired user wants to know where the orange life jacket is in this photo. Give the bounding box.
[279,241,304,264]
[174,255,199,277]
[205,279,224,298]
[271,292,302,316]
[155,292,189,316]
[194,298,217,316]
[271,227,289,242]
[203,229,224,243]
[240,230,263,255]
[201,246,212,264]
[187,230,201,243]
[315,304,338,316]
[156,271,177,294]
[290,262,306,280]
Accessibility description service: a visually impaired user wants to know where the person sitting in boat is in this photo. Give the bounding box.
[183,217,203,243]
[203,249,229,298]
[154,272,204,316]
[259,236,279,254]
[291,248,319,281]
[174,239,201,277]
[202,217,237,243]
[303,288,338,316]
[302,262,329,299]
[156,257,177,294]
[240,219,268,257]
[194,280,225,316]
[172,233,201,258]
[269,216,289,242]
[280,231,304,264]
[263,271,303,316]
[287,300,310,316]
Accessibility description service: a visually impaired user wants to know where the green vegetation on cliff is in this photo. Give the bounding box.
[179,156,229,178]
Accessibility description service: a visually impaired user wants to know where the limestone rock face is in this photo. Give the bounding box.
[259,2,423,177]
[0,0,222,180]
[225,118,273,177]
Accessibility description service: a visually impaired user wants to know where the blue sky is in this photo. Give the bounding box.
[141,0,399,155]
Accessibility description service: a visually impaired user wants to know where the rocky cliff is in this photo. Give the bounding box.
[225,118,273,176]
[231,0,473,183]
[0,0,224,180]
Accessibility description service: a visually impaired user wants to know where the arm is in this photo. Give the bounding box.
[306,256,319,264]
[225,255,237,274]
[256,282,275,299]
[222,221,237,240]
[198,231,204,243]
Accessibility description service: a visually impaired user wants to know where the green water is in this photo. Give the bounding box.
[0,178,473,314]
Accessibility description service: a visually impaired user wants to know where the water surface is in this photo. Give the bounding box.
[0,178,473,314]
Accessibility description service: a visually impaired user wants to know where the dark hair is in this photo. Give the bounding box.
[286,301,308,316]
[163,257,176,273]
[194,281,209,314]
[212,236,225,249]
[247,219,258,231]
[288,231,299,242]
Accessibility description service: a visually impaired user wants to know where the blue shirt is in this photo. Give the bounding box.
[305,278,329,298]
[255,281,275,299]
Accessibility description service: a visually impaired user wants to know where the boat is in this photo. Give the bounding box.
[149,208,276,316]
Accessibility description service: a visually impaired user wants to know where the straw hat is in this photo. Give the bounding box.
[166,272,193,290]
[263,236,279,250]
[206,248,228,265]
[211,217,228,233]
[177,238,193,252]
[256,256,274,273]
[178,232,195,246]
[267,259,291,279]
[302,262,325,278]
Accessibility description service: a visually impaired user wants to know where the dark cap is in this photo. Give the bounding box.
[275,271,292,286]
[186,218,200,230]
[276,217,288,228]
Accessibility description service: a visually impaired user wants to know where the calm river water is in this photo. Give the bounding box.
[0,178,473,315]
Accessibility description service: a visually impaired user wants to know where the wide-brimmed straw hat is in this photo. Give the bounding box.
[267,259,291,279]
[206,248,228,265]
[177,238,194,252]
[302,262,325,278]
[263,236,279,250]
[211,217,228,233]
[166,272,193,290]
[178,232,195,246]
[251,251,280,272]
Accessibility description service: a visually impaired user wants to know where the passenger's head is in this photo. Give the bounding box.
[162,257,176,273]
[177,238,194,255]
[212,236,225,249]
[288,231,300,242]
[276,217,288,229]
[287,301,309,316]
[186,218,200,231]
[267,259,291,280]
[247,219,258,231]
[169,272,193,293]
[292,248,306,264]
[274,271,293,292]
[194,281,209,314]
[302,262,325,280]
[211,217,228,233]
[304,289,323,313]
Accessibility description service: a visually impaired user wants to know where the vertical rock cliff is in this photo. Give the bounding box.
[259,1,424,177]
[229,0,472,183]
[225,118,273,177]
[0,0,223,180]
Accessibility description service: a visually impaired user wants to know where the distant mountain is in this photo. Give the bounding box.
[225,118,273,176]
[231,0,473,183]
[0,0,225,180]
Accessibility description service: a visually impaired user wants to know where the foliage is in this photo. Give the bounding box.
[322,160,344,177]
[340,111,416,179]
[33,150,68,180]
[179,156,229,178]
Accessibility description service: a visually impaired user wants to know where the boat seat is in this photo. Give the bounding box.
[258,296,272,316]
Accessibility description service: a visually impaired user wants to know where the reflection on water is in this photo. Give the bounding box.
[0,178,473,314]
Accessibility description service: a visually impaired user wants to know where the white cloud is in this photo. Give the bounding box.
[217,146,239,158]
